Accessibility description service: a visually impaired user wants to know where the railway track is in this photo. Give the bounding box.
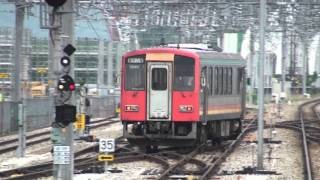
[0,136,129,180]
[0,114,258,180]
[7,103,317,180]
[154,117,257,180]
[297,99,320,180]
[249,99,320,180]
[0,117,118,154]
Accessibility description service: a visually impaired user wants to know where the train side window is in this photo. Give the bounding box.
[218,67,223,95]
[152,68,167,90]
[228,68,233,94]
[223,67,228,94]
[237,68,243,94]
[210,67,213,95]
[214,67,218,95]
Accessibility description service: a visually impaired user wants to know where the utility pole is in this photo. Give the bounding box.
[15,1,26,158]
[257,0,266,170]
[115,42,122,87]
[281,8,287,93]
[107,42,113,88]
[302,41,308,95]
[45,1,76,180]
[57,0,75,178]
[249,29,255,105]
[97,39,105,91]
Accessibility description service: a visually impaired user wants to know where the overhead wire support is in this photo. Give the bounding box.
[281,7,287,94]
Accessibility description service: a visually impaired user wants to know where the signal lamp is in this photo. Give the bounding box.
[45,0,67,8]
[69,83,75,91]
[60,56,71,66]
[57,75,75,91]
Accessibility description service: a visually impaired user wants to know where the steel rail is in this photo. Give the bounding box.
[0,136,125,179]
[199,118,257,180]
[298,100,320,180]
[0,116,114,148]
[157,145,204,180]
[0,117,118,154]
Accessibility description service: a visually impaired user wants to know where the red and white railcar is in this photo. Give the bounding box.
[121,46,246,147]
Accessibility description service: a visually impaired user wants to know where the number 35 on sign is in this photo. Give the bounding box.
[99,138,115,153]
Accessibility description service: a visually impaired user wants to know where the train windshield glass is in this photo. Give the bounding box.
[152,68,167,90]
[174,56,195,91]
[125,57,145,90]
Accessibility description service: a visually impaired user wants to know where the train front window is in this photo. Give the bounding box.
[174,56,195,91]
[125,57,145,90]
[152,68,167,90]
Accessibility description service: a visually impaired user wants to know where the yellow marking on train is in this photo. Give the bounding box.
[146,53,174,61]
[200,108,241,115]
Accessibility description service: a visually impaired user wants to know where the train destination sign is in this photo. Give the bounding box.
[127,57,144,64]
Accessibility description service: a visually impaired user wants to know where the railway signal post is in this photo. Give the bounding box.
[53,43,76,179]
[44,0,76,179]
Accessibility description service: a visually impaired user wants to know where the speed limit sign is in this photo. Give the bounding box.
[99,138,115,153]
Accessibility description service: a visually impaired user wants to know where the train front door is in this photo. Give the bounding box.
[147,62,172,120]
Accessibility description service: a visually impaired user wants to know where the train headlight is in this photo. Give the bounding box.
[179,105,193,113]
[125,105,139,112]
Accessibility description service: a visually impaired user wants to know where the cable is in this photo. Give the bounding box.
[49,7,58,46]
[86,19,101,39]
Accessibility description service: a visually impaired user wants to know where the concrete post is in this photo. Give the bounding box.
[107,42,113,88]
[281,20,287,93]
[249,30,255,105]
[14,2,26,158]
[97,39,105,90]
[52,1,75,180]
[302,41,308,95]
[257,0,266,170]
[115,42,122,87]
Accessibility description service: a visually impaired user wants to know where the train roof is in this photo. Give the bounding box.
[124,47,245,66]
[172,47,246,66]
[195,50,246,66]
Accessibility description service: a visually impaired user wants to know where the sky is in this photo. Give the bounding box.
[0,2,110,39]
